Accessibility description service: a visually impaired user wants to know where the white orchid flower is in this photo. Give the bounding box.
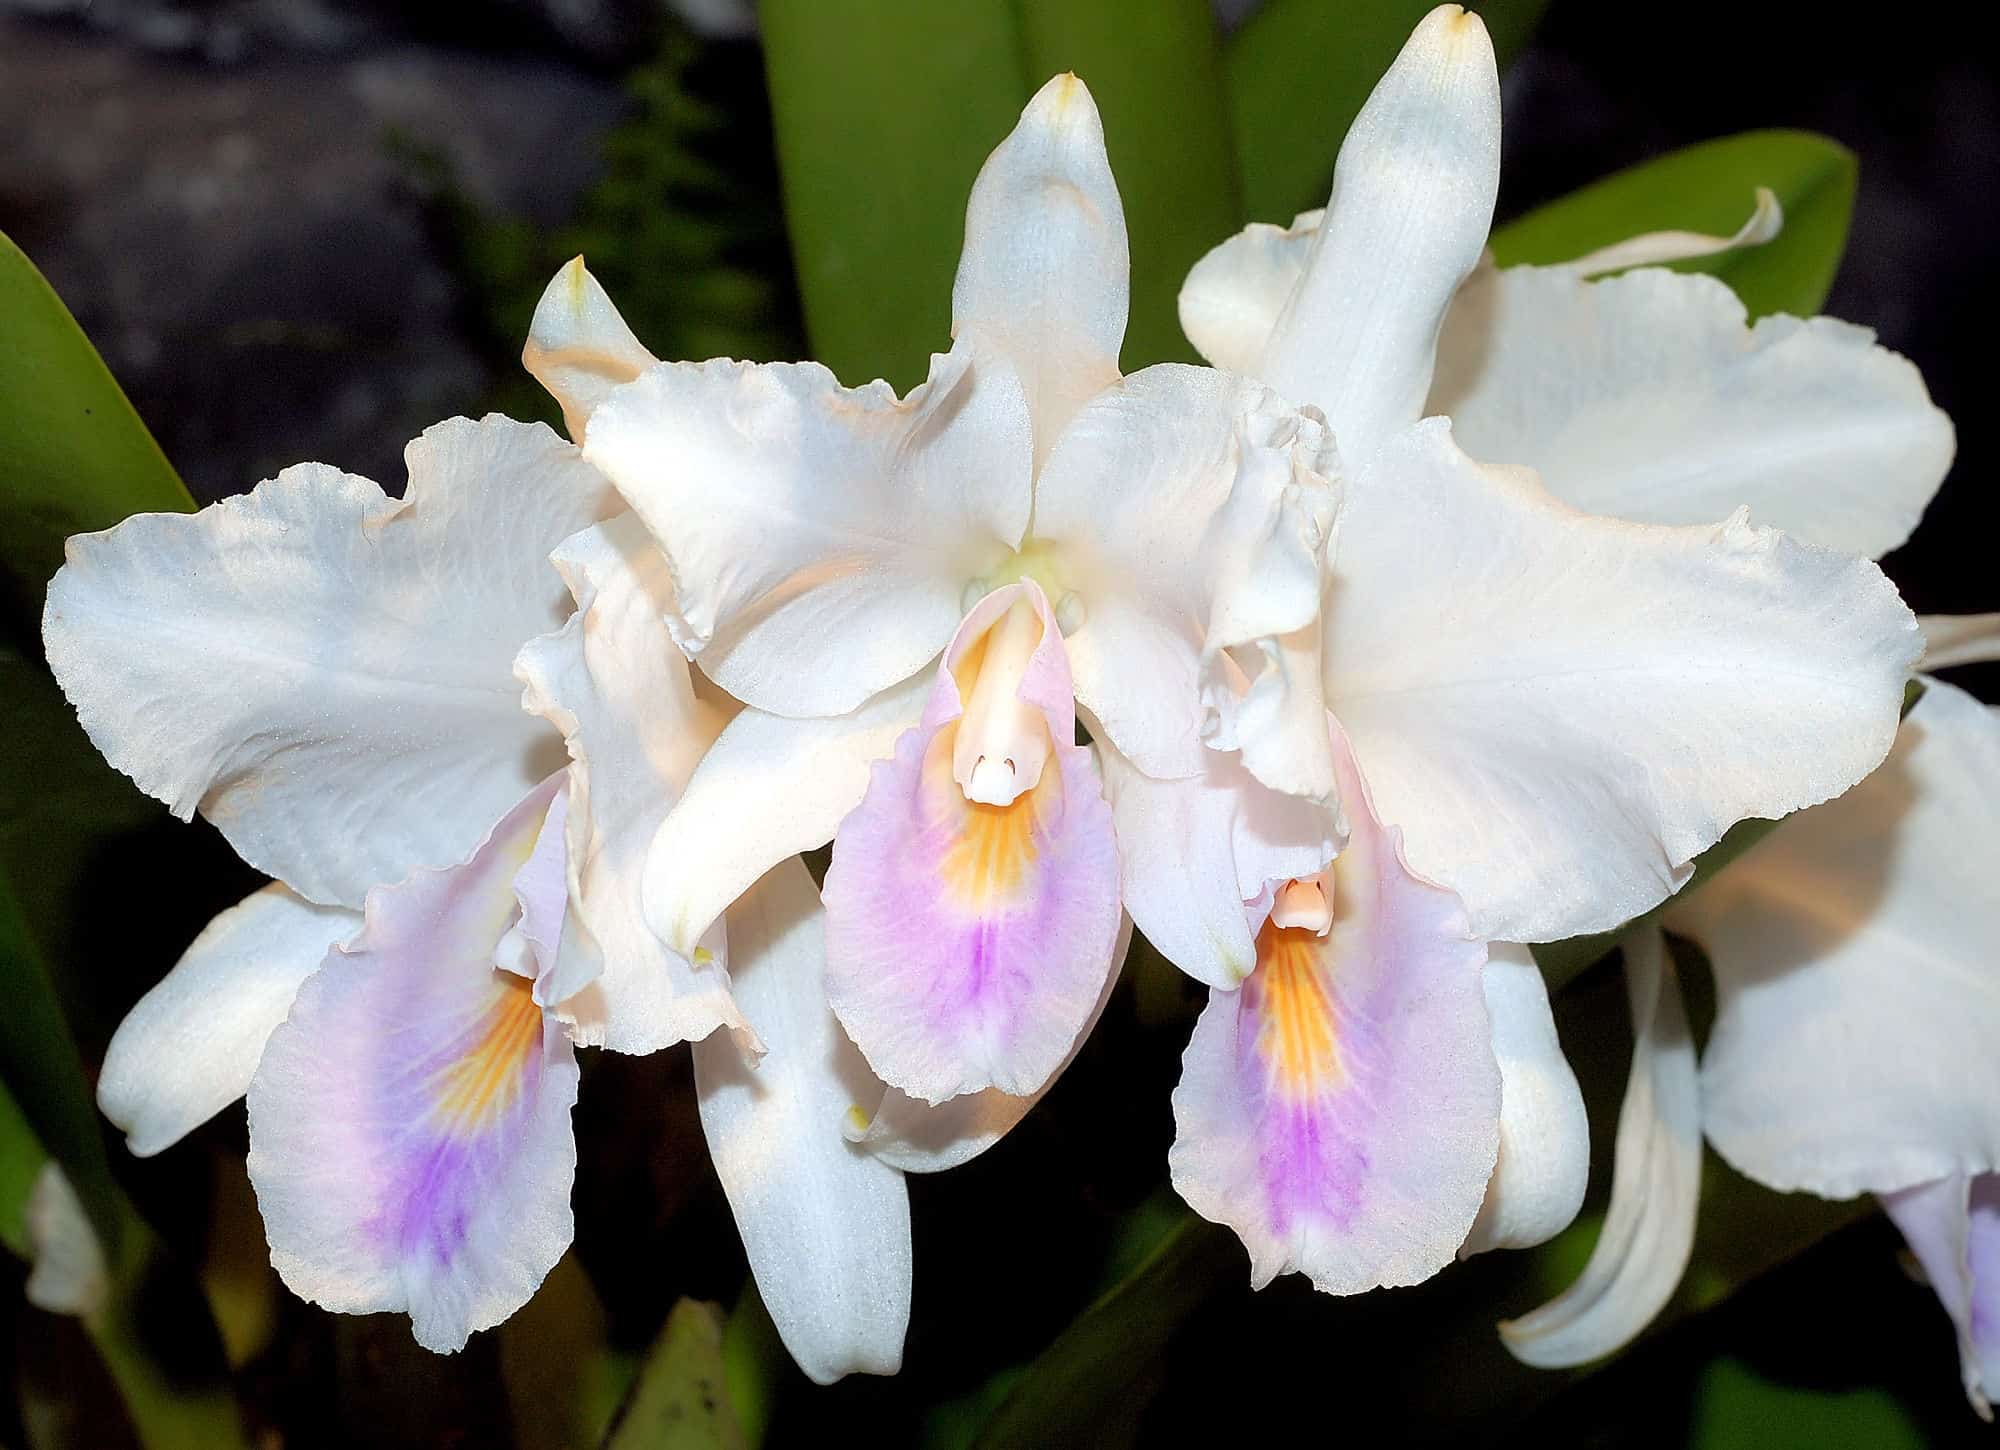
[1163,2,1921,1298]
[41,420,909,1381]
[554,74,1338,1142]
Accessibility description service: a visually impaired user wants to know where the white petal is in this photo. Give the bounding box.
[43,417,613,907]
[953,73,1128,464]
[1923,613,2000,670]
[515,514,750,1055]
[1096,733,1339,992]
[1501,925,1700,1367]
[98,883,359,1157]
[1178,208,1322,375]
[1324,418,1920,943]
[692,858,911,1384]
[1429,265,1955,561]
[1461,944,1589,1256]
[1258,5,1499,466]
[1559,187,1782,276]
[1035,364,1338,792]
[1668,679,2000,1197]
[644,675,929,957]
[24,1165,108,1317]
[1881,1174,2000,1420]
[522,258,658,443]
[583,344,1031,718]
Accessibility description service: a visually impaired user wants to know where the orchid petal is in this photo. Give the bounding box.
[1169,721,1497,1294]
[516,514,752,1056]
[1178,208,1322,376]
[24,1165,108,1317]
[1035,364,1338,794]
[522,258,658,443]
[849,915,1133,1173]
[644,674,929,957]
[1501,925,1700,1368]
[44,417,613,908]
[952,72,1128,464]
[1667,679,2000,1197]
[1461,944,1589,1256]
[246,779,579,1354]
[1096,732,1339,992]
[97,883,359,1157]
[1881,1174,2000,1421]
[1258,4,1499,466]
[822,584,1121,1102]
[1324,418,1919,943]
[1558,187,1783,276]
[1923,613,2000,670]
[582,342,1031,719]
[1429,265,1954,561]
[692,858,911,1384]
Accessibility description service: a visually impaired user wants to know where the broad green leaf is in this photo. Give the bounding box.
[0,229,191,619]
[1490,130,1858,319]
[1227,0,1549,224]
[0,1072,49,1259]
[1691,1358,1927,1450]
[603,1298,750,1450]
[1016,0,1240,368]
[759,0,1025,390]
[502,1252,631,1450]
[720,1283,782,1450]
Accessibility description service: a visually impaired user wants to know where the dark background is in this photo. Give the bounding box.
[0,1,1994,1445]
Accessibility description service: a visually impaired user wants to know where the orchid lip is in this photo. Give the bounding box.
[952,593,1051,807]
[1269,874,1332,935]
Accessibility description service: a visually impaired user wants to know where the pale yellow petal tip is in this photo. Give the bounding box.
[692,945,716,965]
[1027,71,1100,130]
[843,1103,874,1138]
[1417,2,1493,55]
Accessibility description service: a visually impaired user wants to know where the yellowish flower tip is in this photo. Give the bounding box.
[562,254,589,305]
[692,945,716,965]
[844,1104,873,1135]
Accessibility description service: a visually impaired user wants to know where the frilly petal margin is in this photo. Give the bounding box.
[1881,1174,2000,1421]
[1323,417,1920,944]
[1033,363,1339,797]
[515,513,754,1056]
[246,778,579,1354]
[1168,718,1497,1295]
[692,859,912,1384]
[1500,925,1700,1368]
[1460,944,1589,1256]
[42,415,615,909]
[98,882,360,1157]
[822,583,1121,1103]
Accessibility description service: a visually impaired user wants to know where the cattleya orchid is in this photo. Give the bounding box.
[538,73,1339,1150]
[41,419,910,1380]
[1159,3,1925,1296]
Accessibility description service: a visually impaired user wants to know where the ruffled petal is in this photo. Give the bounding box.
[522,258,658,443]
[1324,418,1920,943]
[515,514,750,1055]
[1034,364,1338,794]
[822,583,1121,1102]
[1501,925,1700,1367]
[952,73,1128,464]
[1460,944,1589,1256]
[1428,265,1954,561]
[582,342,1031,719]
[1178,208,1321,375]
[43,416,614,908]
[1168,722,1497,1294]
[98,883,359,1157]
[1668,679,2000,1197]
[1881,1174,2000,1421]
[1257,4,1500,466]
[692,859,911,1384]
[1096,732,1339,992]
[644,676,930,957]
[246,779,580,1353]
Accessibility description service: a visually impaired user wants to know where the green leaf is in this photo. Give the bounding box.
[503,1252,632,1450]
[1015,0,1240,368]
[1227,0,1549,224]
[759,0,1026,390]
[0,1071,50,1259]
[1489,130,1858,319]
[0,229,192,619]
[603,1297,751,1450]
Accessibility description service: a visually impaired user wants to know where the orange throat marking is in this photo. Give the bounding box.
[1254,922,1342,1095]
[939,787,1044,910]
[429,971,541,1133]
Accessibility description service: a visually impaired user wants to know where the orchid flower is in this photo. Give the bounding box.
[550,75,1338,1150]
[1161,3,1921,1297]
[42,419,909,1380]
